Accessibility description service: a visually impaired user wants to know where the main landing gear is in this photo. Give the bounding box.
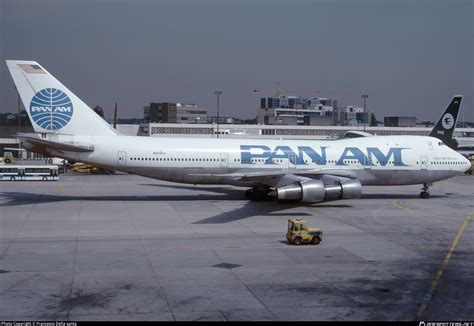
[245,187,271,201]
[420,183,431,199]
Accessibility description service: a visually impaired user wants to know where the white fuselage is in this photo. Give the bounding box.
[44,134,470,187]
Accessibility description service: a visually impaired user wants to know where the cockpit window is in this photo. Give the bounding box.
[438,142,444,146]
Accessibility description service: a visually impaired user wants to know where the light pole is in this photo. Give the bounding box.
[214,90,222,138]
[361,94,368,132]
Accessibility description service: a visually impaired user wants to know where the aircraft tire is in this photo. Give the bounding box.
[420,191,430,199]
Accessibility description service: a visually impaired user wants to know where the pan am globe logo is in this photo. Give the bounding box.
[30,88,73,131]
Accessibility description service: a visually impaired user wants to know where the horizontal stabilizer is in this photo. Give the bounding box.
[18,133,94,153]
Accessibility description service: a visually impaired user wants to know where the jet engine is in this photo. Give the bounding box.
[271,179,362,203]
[323,179,362,201]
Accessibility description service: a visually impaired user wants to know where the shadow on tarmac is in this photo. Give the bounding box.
[0,191,243,206]
[361,194,447,199]
[0,189,352,224]
[0,185,446,224]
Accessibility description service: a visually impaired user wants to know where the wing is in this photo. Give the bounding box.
[18,133,94,153]
[189,168,358,187]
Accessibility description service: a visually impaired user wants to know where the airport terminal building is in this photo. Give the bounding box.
[256,95,375,127]
[135,122,474,140]
[144,102,208,124]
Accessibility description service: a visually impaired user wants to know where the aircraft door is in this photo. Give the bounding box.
[288,154,297,169]
[420,156,428,170]
[117,151,126,167]
[364,155,372,169]
[220,153,228,167]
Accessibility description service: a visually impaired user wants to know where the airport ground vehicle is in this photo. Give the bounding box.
[70,164,98,173]
[1,152,16,164]
[286,218,323,245]
[0,165,59,181]
[69,163,114,174]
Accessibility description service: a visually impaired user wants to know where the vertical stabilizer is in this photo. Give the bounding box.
[5,60,117,136]
[429,96,462,149]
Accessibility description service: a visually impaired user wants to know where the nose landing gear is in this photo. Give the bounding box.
[420,183,431,199]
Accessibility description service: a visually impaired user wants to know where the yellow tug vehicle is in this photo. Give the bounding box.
[286,218,323,245]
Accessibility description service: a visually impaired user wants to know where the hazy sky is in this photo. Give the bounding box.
[1,0,472,122]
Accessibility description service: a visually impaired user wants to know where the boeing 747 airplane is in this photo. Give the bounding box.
[6,60,471,203]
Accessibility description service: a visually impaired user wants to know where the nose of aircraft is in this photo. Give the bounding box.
[460,153,472,173]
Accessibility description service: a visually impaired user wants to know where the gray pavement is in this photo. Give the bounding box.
[0,173,472,321]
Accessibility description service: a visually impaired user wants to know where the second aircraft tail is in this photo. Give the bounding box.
[429,95,462,149]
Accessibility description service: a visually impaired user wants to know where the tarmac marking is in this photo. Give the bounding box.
[392,199,410,212]
[392,199,424,214]
[392,199,434,217]
[416,212,472,318]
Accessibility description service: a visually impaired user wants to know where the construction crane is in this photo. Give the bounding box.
[253,81,351,97]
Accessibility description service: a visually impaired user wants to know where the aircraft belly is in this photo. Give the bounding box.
[361,169,455,185]
[124,166,235,184]
[110,163,458,189]
[360,170,417,185]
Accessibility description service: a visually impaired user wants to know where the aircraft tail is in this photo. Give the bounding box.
[429,95,462,149]
[5,60,117,136]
